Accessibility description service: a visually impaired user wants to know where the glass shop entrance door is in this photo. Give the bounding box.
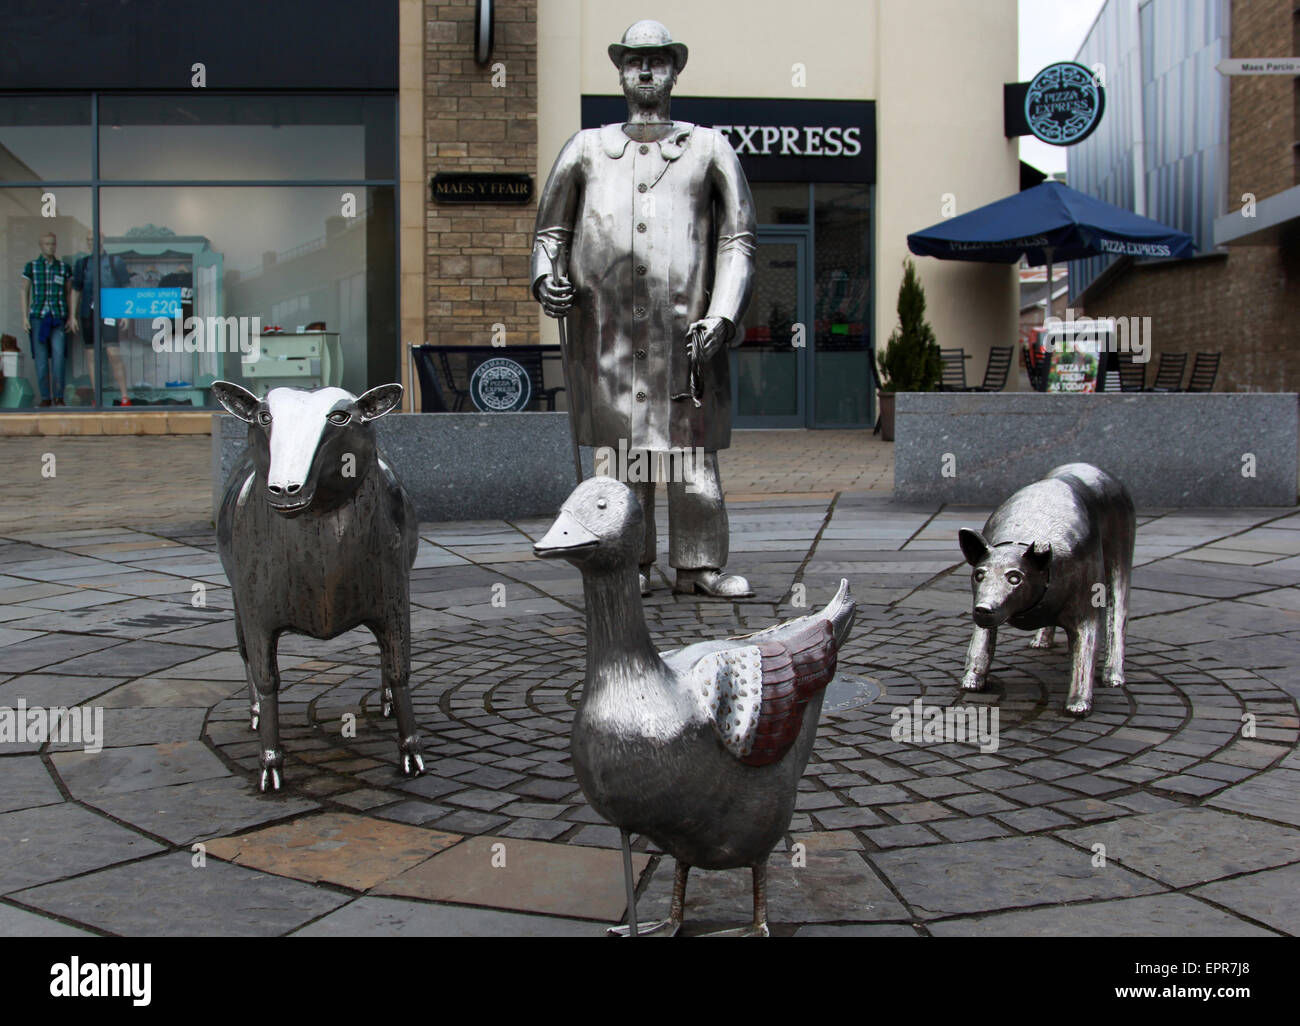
[730,228,811,429]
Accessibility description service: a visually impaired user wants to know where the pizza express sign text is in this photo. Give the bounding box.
[581,96,875,184]
[1005,62,1105,147]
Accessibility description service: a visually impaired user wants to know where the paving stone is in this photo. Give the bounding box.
[1207,768,1300,827]
[1058,807,1300,888]
[375,835,648,922]
[0,903,96,937]
[0,803,165,893]
[928,894,1273,937]
[1192,862,1300,935]
[52,740,230,796]
[639,848,910,927]
[205,812,460,891]
[294,896,605,936]
[85,776,318,845]
[13,852,348,936]
[0,755,63,813]
[872,836,1163,919]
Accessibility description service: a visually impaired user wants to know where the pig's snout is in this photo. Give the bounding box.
[972,601,1002,628]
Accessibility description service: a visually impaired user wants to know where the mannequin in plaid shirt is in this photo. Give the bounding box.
[21,232,76,406]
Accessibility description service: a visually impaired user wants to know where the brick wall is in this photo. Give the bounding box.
[425,0,539,348]
[1082,0,1300,394]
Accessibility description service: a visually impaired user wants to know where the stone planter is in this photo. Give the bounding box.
[213,412,593,522]
[894,392,1299,508]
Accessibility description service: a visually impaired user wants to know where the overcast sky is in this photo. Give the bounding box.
[1019,0,1109,177]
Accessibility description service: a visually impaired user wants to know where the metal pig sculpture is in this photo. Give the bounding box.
[958,463,1136,717]
[213,381,425,791]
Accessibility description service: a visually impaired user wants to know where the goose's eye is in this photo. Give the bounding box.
[257,410,272,426]
[327,411,350,425]
[596,499,608,510]
[1007,571,1023,586]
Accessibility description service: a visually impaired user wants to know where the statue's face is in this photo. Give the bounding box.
[620,51,676,109]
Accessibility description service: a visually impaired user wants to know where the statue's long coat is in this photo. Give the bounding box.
[532,122,756,453]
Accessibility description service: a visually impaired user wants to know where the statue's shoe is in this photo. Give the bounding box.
[674,568,754,598]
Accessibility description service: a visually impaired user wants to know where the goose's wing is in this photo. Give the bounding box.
[683,618,839,767]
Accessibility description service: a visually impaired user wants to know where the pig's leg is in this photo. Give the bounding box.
[1102,519,1135,689]
[961,626,997,691]
[1030,626,1056,649]
[373,619,424,777]
[244,626,284,792]
[233,613,260,731]
[1063,616,1099,717]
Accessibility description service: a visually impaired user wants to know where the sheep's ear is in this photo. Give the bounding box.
[212,380,259,423]
[357,384,403,422]
[959,529,990,566]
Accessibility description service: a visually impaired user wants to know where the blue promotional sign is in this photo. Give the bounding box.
[1023,62,1105,147]
[101,287,183,319]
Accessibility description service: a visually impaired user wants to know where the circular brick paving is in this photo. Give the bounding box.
[203,588,1300,851]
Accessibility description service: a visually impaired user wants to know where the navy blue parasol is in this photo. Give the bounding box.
[907,181,1195,267]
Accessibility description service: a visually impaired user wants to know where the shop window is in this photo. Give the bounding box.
[98,94,394,181]
[0,188,94,407]
[0,96,92,182]
[752,182,808,225]
[95,185,395,406]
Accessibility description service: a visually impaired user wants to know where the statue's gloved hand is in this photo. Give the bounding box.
[688,317,732,361]
[536,275,575,318]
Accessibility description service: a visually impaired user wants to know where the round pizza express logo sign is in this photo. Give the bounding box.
[1025,62,1105,146]
[470,356,532,412]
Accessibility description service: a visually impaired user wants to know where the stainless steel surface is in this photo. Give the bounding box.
[535,475,856,933]
[531,19,755,455]
[532,20,758,592]
[958,462,1136,717]
[212,381,425,791]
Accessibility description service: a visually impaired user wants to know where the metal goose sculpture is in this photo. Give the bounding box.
[534,476,856,936]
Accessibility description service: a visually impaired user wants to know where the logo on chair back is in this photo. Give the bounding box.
[470,357,532,412]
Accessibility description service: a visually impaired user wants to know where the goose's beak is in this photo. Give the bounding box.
[534,507,600,559]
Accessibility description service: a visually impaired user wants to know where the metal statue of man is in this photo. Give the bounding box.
[532,19,757,598]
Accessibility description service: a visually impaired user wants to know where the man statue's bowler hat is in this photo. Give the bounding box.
[608,20,688,72]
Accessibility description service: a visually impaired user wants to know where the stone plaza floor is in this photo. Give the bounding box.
[1,433,1299,936]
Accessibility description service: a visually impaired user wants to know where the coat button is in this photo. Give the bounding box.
[635,307,645,317]
[636,265,647,275]
[636,349,647,359]
[638,183,648,193]
[637,223,647,233]
[638,144,649,154]
[636,391,647,401]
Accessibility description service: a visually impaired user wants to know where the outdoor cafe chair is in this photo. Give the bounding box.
[1117,353,1146,392]
[939,347,968,391]
[411,345,450,412]
[1185,352,1222,393]
[969,345,1013,392]
[1146,351,1188,392]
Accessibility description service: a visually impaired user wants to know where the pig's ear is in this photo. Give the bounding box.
[211,380,259,423]
[1024,541,1052,570]
[959,529,990,566]
[357,383,403,421]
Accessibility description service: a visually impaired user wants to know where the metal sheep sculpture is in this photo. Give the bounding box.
[213,381,425,791]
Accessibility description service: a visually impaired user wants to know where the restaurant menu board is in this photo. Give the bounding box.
[1046,335,1100,393]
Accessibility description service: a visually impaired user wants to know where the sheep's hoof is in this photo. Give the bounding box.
[400,747,425,777]
[259,749,284,792]
[1064,699,1091,718]
[960,674,985,692]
